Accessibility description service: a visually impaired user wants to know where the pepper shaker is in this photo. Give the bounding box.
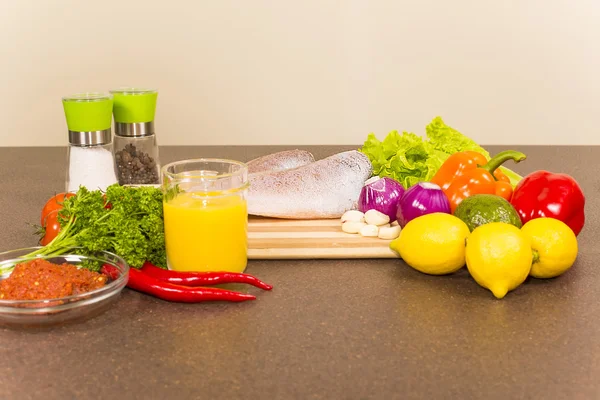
[110,88,161,185]
[62,92,118,193]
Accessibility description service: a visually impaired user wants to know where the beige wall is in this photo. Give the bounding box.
[0,0,597,147]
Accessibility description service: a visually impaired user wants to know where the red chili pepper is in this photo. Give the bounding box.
[102,264,120,280]
[101,265,256,303]
[102,194,112,210]
[140,262,273,290]
[510,170,585,236]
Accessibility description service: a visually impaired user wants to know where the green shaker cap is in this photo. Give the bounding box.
[62,92,113,132]
[110,87,158,123]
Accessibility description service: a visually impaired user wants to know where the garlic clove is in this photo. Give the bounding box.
[342,221,367,234]
[378,225,401,240]
[364,209,390,226]
[341,210,365,223]
[359,224,379,237]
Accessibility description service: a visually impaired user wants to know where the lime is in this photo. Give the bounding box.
[454,194,522,232]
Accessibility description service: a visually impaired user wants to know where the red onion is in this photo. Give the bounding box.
[396,182,451,227]
[358,176,405,222]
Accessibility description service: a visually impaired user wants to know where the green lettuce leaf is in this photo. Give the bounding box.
[360,130,449,188]
[360,116,523,188]
[425,116,490,157]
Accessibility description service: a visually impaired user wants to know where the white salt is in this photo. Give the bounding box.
[67,146,118,192]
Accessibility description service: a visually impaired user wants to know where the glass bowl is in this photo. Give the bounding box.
[0,247,129,329]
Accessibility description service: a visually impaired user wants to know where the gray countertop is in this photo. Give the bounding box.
[0,145,598,400]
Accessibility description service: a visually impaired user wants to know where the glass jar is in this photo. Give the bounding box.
[110,88,161,185]
[62,93,118,193]
[113,123,161,185]
[161,159,249,273]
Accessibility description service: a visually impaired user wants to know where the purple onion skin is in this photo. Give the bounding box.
[358,177,405,222]
[396,182,451,227]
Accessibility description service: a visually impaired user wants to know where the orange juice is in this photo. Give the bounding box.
[163,192,248,272]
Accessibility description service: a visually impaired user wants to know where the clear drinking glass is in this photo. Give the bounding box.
[161,159,249,273]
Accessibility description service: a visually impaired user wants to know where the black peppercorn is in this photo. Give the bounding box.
[115,143,159,185]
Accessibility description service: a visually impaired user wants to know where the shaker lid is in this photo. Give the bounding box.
[62,92,113,133]
[110,87,158,124]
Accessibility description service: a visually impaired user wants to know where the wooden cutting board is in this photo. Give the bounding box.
[247,216,399,259]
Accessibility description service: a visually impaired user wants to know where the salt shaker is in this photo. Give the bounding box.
[62,92,118,193]
[110,88,161,185]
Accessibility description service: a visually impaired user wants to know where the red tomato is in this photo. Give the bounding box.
[102,194,112,209]
[40,210,61,246]
[40,193,75,225]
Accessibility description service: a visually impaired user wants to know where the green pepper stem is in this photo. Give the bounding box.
[480,150,527,175]
[532,250,540,264]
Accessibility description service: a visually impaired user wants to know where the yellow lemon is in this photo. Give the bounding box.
[390,213,470,275]
[465,222,532,299]
[520,218,578,278]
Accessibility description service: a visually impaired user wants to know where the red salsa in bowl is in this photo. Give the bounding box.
[0,259,108,302]
[0,247,129,329]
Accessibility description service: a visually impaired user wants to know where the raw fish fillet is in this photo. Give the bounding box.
[247,150,373,219]
[247,150,315,174]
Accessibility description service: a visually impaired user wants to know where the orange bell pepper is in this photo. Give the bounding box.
[430,150,527,213]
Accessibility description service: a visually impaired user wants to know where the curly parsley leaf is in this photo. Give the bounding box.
[30,184,167,270]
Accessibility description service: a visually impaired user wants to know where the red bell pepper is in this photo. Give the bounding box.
[510,170,585,236]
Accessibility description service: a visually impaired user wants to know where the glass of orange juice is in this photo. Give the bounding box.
[161,159,249,273]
